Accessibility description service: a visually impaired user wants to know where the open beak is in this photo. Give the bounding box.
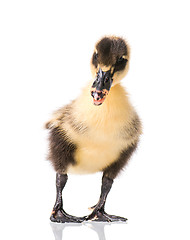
[91,68,113,106]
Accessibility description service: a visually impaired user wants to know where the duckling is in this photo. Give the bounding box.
[46,36,142,223]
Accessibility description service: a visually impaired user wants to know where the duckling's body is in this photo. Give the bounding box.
[48,83,140,175]
[46,36,142,223]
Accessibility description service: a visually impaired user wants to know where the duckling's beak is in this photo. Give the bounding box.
[91,68,113,106]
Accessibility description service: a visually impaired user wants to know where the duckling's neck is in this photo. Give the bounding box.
[73,82,133,129]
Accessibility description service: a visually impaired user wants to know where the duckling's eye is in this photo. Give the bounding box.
[92,52,99,68]
[114,56,127,73]
[94,53,98,60]
[117,57,124,63]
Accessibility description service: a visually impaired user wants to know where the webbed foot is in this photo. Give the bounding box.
[50,209,84,223]
[85,209,127,222]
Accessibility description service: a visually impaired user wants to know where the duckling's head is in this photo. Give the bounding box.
[90,36,130,106]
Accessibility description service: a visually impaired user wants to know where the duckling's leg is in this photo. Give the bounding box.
[85,176,127,222]
[85,144,139,222]
[50,173,84,223]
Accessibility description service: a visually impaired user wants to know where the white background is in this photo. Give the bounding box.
[0,0,190,239]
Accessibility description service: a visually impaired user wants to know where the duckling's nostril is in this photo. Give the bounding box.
[105,77,109,83]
